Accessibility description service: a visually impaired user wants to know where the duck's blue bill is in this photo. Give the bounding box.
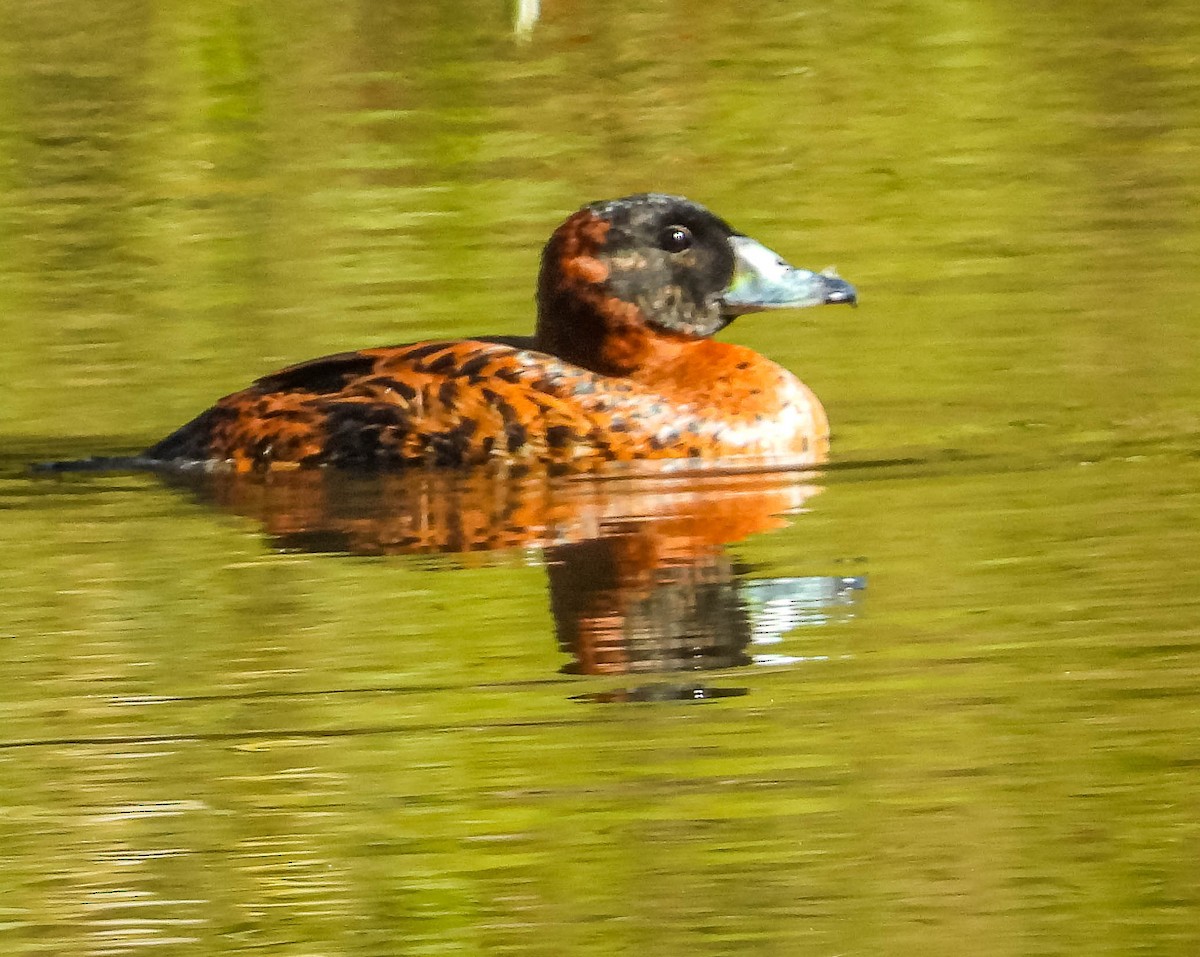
[720,236,857,316]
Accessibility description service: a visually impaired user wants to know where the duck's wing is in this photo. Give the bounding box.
[142,339,608,470]
[141,347,385,468]
[250,350,381,394]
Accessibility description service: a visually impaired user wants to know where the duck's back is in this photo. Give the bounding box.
[144,337,827,471]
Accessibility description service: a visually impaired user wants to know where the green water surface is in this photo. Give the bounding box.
[2,1,1199,954]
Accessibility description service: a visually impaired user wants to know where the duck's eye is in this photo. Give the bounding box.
[659,226,693,253]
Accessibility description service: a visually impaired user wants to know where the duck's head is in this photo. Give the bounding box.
[535,193,856,376]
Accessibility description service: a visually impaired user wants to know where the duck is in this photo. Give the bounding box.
[143,193,856,472]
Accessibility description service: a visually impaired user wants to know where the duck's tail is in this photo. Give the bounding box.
[29,455,160,475]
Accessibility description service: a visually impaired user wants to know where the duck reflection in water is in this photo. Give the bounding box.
[168,464,865,699]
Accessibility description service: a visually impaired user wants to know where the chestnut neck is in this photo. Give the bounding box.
[535,210,695,378]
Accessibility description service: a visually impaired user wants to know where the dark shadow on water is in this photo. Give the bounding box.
[571,684,751,704]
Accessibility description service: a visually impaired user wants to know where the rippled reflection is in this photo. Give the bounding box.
[164,463,863,692]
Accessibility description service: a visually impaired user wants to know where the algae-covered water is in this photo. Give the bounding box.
[2,2,1199,954]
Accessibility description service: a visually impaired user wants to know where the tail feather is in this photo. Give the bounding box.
[29,455,160,474]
